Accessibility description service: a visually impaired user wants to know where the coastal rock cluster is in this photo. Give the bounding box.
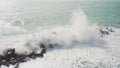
[0,27,114,68]
[99,27,114,37]
[0,43,46,68]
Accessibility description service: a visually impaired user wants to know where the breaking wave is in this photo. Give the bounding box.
[0,8,120,68]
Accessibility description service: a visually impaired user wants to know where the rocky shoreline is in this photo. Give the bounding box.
[0,27,114,68]
[0,43,46,68]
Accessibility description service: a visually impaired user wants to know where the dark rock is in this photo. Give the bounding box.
[40,48,46,55]
[0,43,47,67]
[14,63,19,68]
[39,43,45,49]
[37,43,46,57]
[0,60,9,67]
[36,54,44,58]
[100,29,109,35]
[18,55,27,63]
[28,52,37,59]
[0,55,4,61]
[49,44,54,48]
[40,43,46,54]
[5,48,15,55]
[1,60,6,63]
[9,57,17,65]
[5,48,16,58]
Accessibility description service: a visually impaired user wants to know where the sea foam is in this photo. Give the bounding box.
[0,8,120,68]
[0,8,110,55]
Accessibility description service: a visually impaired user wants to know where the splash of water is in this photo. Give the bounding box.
[0,8,101,55]
[1,8,120,68]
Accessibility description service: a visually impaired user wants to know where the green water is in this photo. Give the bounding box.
[1,1,120,31]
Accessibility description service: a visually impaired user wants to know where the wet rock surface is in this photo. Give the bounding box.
[99,27,115,37]
[0,43,46,68]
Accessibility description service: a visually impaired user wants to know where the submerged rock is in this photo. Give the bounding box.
[0,55,4,61]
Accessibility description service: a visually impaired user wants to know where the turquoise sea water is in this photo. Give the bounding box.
[0,1,120,32]
[1,1,120,68]
[15,1,120,27]
[19,1,120,28]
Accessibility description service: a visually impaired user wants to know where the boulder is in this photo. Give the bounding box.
[100,28,109,35]
[0,43,47,67]
[39,43,46,56]
[0,55,4,61]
